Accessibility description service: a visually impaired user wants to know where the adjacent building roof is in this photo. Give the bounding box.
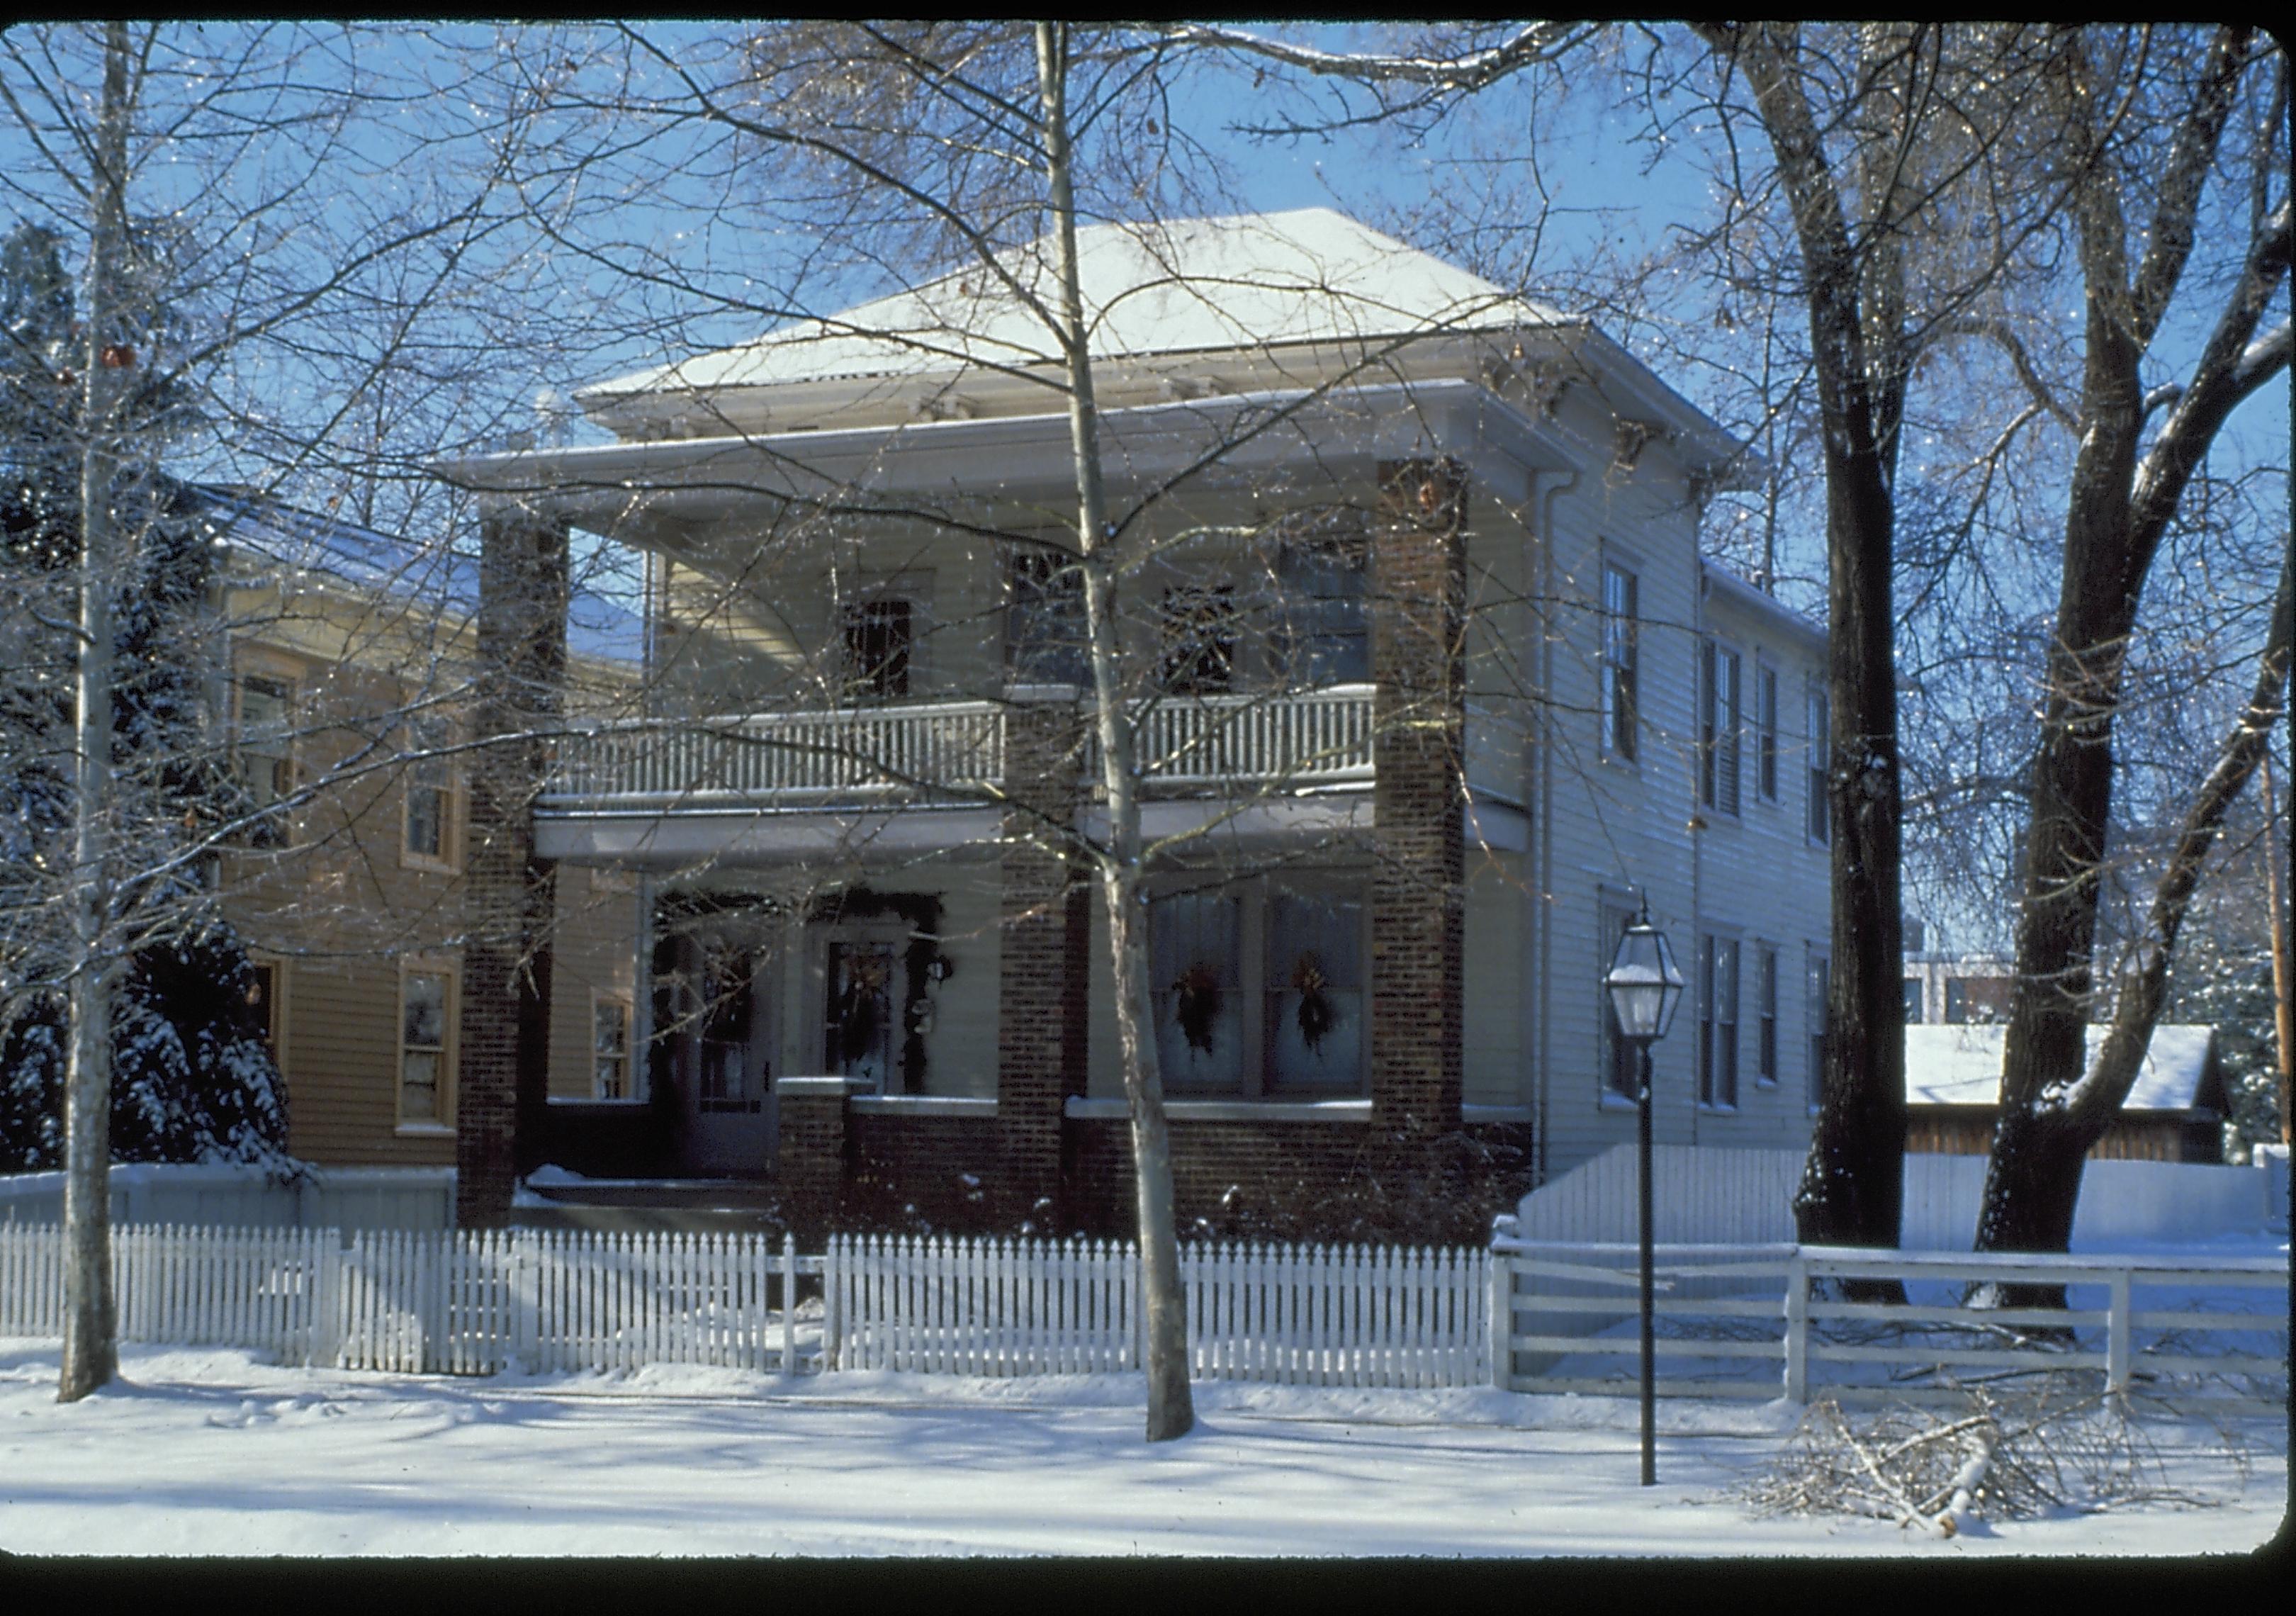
[1903,1023,2222,1114]
[578,208,1572,408]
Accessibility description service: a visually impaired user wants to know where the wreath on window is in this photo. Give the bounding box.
[1290,950,1334,1052]
[1170,963,1223,1055]
[831,952,891,1067]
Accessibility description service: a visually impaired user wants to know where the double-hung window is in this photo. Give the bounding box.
[399,965,452,1126]
[1806,686,1831,844]
[404,712,454,865]
[235,673,295,844]
[1701,641,1741,814]
[1271,542,1369,687]
[1149,876,1368,1096]
[1600,562,1638,763]
[1157,585,1239,695]
[1698,933,1739,1109]
[1757,664,1779,803]
[843,597,913,702]
[1756,944,1779,1085]
[1007,549,1088,685]
[1806,950,1830,1110]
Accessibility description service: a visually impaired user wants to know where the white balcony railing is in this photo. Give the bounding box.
[1131,684,1377,788]
[537,685,1519,811]
[542,701,1006,807]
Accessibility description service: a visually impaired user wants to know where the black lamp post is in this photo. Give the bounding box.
[1604,900,1684,1486]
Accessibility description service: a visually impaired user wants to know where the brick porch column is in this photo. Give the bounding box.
[996,684,1087,1225]
[772,1077,854,1239]
[1369,459,1468,1144]
[456,498,568,1228]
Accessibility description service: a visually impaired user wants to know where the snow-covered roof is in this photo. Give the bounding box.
[1903,1023,2221,1113]
[187,483,641,664]
[578,208,1570,405]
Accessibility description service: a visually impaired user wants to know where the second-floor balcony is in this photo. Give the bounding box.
[536,685,1522,862]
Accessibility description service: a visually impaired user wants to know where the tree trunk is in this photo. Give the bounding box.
[59,21,136,1405]
[1038,21,1192,1442]
[2261,752,2292,1146]
[1710,23,1908,1256]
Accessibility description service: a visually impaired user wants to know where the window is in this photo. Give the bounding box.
[1806,687,1830,844]
[1757,664,1779,802]
[1157,585,1238,695]
[1698,934,1739,1109]
[594,997,632,1100]
[404,712,454,865]
[821,939,893,1096]
[1806,950,1830,1110]
[702,943,765,1109]
[1904,977,1925,1023]
[1271,542,1369,686]
[1600,562,1638,763]
[247,959,285,1068]
[399,967,451,1126]
[1701,641,1741,814]
[235,673,295,843]
[1151,890,1242,1091]
[1599,899,1641,1101]
[1757,945,1779,1084]
[843,597,912,702]
[1007,549,1088,684]
[1264,891,1363,1091]
[1148,876,1368,1096]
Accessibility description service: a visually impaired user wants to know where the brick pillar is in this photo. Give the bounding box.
[773,1077,853,1240]
[1370,460,1467,1145]
[997,685,1086,1225]
[456,498,568,1228]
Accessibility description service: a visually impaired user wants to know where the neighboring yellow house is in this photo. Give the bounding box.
[190,484,641,1168]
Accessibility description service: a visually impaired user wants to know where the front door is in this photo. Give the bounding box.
[655,925,777,1175]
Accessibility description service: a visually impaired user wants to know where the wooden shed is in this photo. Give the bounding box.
[1903,1023,2227,1162]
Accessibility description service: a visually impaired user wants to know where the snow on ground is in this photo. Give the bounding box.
[1,1339,2283,1557]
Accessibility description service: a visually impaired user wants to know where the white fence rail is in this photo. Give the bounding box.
[543,702,1006,806]
[1497,1238,2289,1411]
[823,1235,1488,1386]
[1516,1145,2277,1249]
[1,1224,1488,1389]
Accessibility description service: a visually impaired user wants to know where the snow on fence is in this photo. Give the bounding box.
[0,1225,1490,1389]
[1495,1238,2290,1411]
[823,1235,1489,1386]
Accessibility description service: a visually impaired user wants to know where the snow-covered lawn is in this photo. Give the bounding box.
[1,1340,2282,1557]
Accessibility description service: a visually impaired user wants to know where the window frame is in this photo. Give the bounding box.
[400,708,461,873]
[840,594,915,703]
[1599,559,1639,765]
[1805,946,1830,1114]
[1805,684,1831,846]
[1700,639,1743,816]
[395,958,458,1134]
[1145,869,1371,1100]
[232,662,299,846]
[1756,661,1780,804]
[1006,546,1088,686]
[1697,930,1741,1111]
[1755,942,1779,1087]
[592,992,634,1101]
[247,953,289,1076]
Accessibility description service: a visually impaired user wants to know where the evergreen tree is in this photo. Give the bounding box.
[0,215,290,1173]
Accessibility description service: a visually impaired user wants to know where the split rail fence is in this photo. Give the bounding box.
[0,1223,1490,1387]
[1497,1239,2290,1413]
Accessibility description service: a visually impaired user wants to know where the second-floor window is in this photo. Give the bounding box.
[1007,549,1088,684]
[1270,542,1369,686]
[235,673,295,841]
[1157,584,1238,695]
[1757,663,1779,803]
[1806,687,1831,844]
[1701,641,1741,815]
[404,713,454,865]
[1601,562,1638,763]
[843,597,912,702]
[1757,944,1779,1084]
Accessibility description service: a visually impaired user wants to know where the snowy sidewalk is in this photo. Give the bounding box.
[1,1340,2282,1557]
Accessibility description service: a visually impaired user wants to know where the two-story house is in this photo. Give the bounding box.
[433,208,1833,1240]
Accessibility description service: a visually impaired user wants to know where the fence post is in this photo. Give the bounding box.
[822,1235,842,1371]
[1783,1247,1809,1404]
[1485,1246,1510,1390]
[781,1231,798,1374]
[312,1228,342,1369]
[2106,1267,2132,1393]
[514,1229,539,1374]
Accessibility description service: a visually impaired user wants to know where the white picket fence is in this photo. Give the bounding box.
[823,1235,1490,1386]
[1,1223,1490,1389]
